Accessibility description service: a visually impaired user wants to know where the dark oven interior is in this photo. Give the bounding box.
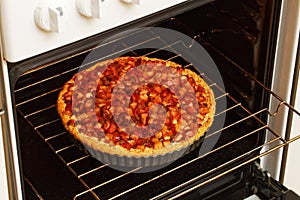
[9,0,284,199]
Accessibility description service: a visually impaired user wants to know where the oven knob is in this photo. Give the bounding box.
[34,5,65,33]
[120,0,141,4]
[76,0,101,18]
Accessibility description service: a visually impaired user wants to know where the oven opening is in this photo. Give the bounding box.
[8,1,296,199]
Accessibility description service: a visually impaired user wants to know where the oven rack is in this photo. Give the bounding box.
[14,28,300,199]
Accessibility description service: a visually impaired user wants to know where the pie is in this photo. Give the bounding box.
[57,56,215,166]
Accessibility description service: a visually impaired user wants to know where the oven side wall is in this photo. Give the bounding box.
[262,0,300,194]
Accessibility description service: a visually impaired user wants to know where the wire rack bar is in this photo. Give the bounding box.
[24,105,56,118]
[45,132,66,141]
[78,164,109,178]
[55,144,75,153]
[24,176,45,200]
[214,101,240,117]
[33,119,61,130]
[74,167,142,200]
[67,155,90,166]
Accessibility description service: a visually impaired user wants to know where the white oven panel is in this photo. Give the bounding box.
[0,0,187,62]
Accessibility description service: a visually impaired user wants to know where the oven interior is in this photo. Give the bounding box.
[8,0,300,199]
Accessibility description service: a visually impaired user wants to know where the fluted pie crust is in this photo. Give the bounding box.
[57,56,215,159]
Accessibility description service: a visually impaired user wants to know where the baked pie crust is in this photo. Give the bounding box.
[57,56,215,164]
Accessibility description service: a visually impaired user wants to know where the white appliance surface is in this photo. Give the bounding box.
[0,0,187,62]
[284,78,300,194]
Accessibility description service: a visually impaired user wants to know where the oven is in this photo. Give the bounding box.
[1,0,300,199]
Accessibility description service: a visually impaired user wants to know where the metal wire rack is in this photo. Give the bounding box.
[14,27,300,200]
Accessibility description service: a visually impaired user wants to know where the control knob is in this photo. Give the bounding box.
[34,1,65,33]
[76,0,101,18]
